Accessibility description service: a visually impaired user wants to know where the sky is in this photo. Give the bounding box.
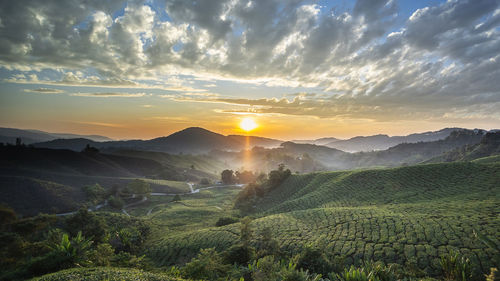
[0,0,499,140]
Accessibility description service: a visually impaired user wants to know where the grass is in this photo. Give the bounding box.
[30,267,186,281]
[472,154,500,164]
[130,178,191,193]
[147,162,500,277]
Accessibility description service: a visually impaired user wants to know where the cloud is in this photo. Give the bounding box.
[70,92,149,98]
[24,88,63,94]
[0,0,499,123]
[73,121,125,128]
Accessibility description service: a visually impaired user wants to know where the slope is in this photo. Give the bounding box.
[149,162,500,277]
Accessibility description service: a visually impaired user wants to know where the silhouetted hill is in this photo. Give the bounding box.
[325,128,461,152]
[0,127,112,144]
[0,145,162,177]
[33,127,283,154]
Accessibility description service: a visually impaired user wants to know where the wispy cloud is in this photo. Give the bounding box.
[73,121,126,128]
[70,92,150,98]
[24,88,64,94]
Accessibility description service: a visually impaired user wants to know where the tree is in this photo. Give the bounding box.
[82,183,106,204]
[182,248,230,280]
[172,194,181,202]
[221,169,235,184]
[235,170,256,184]
[82,144,99,153]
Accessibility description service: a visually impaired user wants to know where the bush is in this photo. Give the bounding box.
[83,184,106,204]
[215,217,238,227]
[182,248,230,280]
[108,195,124,209]
[224,243,255,265]
[295,246,333,276]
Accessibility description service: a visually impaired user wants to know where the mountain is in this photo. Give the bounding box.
[33,127,283,154]
[324,128,461,152]
[227,135,283,148]
[291,137,340,146]
[424,131,500,163]
[0,127,113,145]
[212,128,487,172]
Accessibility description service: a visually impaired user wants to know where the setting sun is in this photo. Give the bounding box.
[239,117,258,132]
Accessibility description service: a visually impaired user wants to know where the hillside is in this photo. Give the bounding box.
[0,127,112,145]
[0,146,221,216]
[149,162,500,277]
[211,129,487,172]
[325,128,461,152]
[33,127,283,154]
[425,132,500,163]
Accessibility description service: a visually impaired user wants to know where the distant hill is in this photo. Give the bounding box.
[424,131,500,163]
[212,128,487,172]
[324,128,461,152]
[226,134,282,148]
[0,127,113,145]
[33,127,283,154]
[292,137,340,146]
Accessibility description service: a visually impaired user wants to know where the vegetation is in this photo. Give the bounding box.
[1,130,499,281]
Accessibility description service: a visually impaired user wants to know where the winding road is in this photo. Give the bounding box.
[56,182,244,217]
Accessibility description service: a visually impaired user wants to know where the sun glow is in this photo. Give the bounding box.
[240,117,258,132]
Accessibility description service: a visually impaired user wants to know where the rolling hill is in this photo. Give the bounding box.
[211,128,487,172]
[324,128,462,152]
[0,127,112,145]
[33,127,283,154]
[149,161,500,277]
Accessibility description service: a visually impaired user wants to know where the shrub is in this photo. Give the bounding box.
[224,243,255,265]
[108,195,124,209]
[88,243,114,266]
[295,246,333,276]
[181,248,230,280]
[215,216,238,227]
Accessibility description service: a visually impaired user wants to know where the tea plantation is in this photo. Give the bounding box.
[148,162,500,277]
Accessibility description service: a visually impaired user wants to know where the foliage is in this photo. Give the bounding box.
[172,194,182,202]
[108,195,124,209]
[235,170,256,184]
[268,163,292,189]
[295,245,335,276]
[181,248,230,280]
[221,169,235,184]
[31,267,185,281]
[224,243,255,265]
[64,209,107,243]
[127,179,152,195]
[88,243,115,266]
[215,216,238,227]
[440,252,473,281]
[82,184,106,204]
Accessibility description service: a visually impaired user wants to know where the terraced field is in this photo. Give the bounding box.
[148,162,500,277]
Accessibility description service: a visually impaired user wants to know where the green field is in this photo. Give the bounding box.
[147,162,500,277]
